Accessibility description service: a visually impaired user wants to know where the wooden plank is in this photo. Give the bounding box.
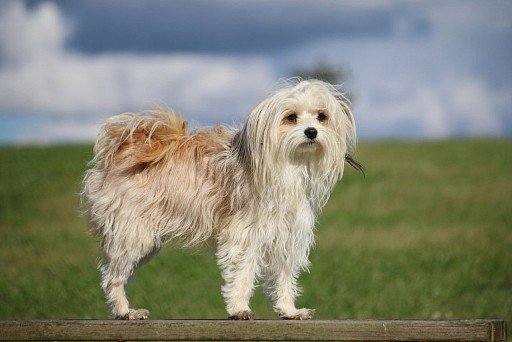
[0,319,506,341]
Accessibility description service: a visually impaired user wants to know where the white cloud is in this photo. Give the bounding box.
[0,52,274,118]
[0,1,67,64]
[0,1,276,143]
[1,1,511,144]
[357,75,511,139]
[444,77,510,135]
[285,1,512,140]
[15,117,101,145]
[357,60,512,139]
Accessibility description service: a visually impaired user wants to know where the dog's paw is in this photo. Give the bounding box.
[117,308,150,320]
[228,310,254,320]
[281,308,315,320]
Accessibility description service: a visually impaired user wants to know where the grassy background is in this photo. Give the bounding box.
[0,140,510,322]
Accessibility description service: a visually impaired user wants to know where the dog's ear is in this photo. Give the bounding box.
[232,127,251,170]
[335,94,357,156]
[232,97,275,171]
[325,84,361,175]
[345,153,364,175]
[338,101,362,176]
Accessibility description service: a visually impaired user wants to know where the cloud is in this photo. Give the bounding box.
[48,0,429,55]
[356,75,512,139]
[1,0,511,144]
[0,0,67,64]
[0,1,276,127]
[13,115,101,144]
[426,1,512,31]
[284,0,512,140]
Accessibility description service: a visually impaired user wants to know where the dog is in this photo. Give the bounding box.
[82,79,362,320]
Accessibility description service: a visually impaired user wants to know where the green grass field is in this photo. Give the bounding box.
[0,140,510,322]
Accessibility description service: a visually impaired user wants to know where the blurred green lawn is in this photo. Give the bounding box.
[0,140,510,322]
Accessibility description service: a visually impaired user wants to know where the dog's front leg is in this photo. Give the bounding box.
[270,265,315,320]
[217,240,258,320]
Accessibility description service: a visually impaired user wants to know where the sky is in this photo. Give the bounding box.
[0,0,511,144]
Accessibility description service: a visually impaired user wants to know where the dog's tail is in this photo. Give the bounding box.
[82,110,187,235]
[94,109,187,172]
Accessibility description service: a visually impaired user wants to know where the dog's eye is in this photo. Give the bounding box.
[286,113,298,123]
[317,112,328,122]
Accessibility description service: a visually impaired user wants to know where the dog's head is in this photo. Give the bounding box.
[234,79,356,180]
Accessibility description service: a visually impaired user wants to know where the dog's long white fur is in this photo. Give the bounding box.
[82,79,356,320]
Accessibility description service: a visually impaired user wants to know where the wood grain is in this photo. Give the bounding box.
[0,319,506,341]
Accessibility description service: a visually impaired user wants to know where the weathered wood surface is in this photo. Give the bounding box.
[0,319,506,341]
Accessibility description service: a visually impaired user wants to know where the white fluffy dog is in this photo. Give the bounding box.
[83,79,362,320]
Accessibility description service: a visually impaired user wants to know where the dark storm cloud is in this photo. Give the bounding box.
[27,0,430,54]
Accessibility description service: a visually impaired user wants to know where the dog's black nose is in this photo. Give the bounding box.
[304,127,318,139]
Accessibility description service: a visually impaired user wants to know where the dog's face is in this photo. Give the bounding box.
[234,80,356,186]
[280,107,326,148]
[278,97,337,161]
[270,80,355,164]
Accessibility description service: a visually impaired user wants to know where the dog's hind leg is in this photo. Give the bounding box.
[100,254,150,320]
[99,230,158,320]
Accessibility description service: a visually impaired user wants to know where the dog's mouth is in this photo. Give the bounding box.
[299,139,318,149]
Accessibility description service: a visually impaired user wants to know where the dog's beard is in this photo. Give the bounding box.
[280,128,325,162]
[279,124,344,169]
